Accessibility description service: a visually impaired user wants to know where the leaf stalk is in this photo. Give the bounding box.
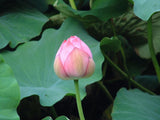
[103,53,155,95]
[147,17,160,83]
[74,80,85,120]
[69,0,77,10]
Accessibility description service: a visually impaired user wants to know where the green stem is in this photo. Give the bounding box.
[74,80,85,120]
[120,47,131,88]
[110,18,130,77]
[147,17,160,83]
[120,47,129,74]
[97,81,113,102]
[103,53,155,95]
[102,60,108,76]
[129,78,155,95]
[104,54,128,78]
[69,0,77,10]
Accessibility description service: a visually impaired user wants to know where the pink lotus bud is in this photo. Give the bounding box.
[54,36,95,80]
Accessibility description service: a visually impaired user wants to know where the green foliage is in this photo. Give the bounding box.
[108,10,160,59]
[43,115,70,120]
[0,0,48,49]
[100,37,121,53]
[133,0,160,21]
[54,0,128,22]
[112,88,160,120]
[0,55,20,120]
[55,116,70,120]
[2,18,104,106]
[135,12,160,58]
[0,0,160,119]
[42,116,53,120]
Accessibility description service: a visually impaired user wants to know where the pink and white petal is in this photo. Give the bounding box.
[54,56,69,80]
[84,58,95,78]
[56,40,67,56]
[67,36,81,49]
[60,40,74,65]
[64,48,89,79]
[80,40,92,58]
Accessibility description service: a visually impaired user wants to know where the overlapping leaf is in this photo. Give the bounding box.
[0,0,48,49]
[2,18,104,106]
[133,0,160,21]
[135,12,160,58]
[112,10,160,59]
[100,37,121,53]
[0,55,20,120]
[54,0,128,22]
[112,88,160,120]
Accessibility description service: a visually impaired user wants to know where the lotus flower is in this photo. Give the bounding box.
[54,36,95,80]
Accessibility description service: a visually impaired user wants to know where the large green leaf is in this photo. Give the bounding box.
[0,55,20,120]
[112,88,160,120]
[2,18,104,106]
[54,0,128,22]
[0,0,48,49]
[133,0,160,21]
